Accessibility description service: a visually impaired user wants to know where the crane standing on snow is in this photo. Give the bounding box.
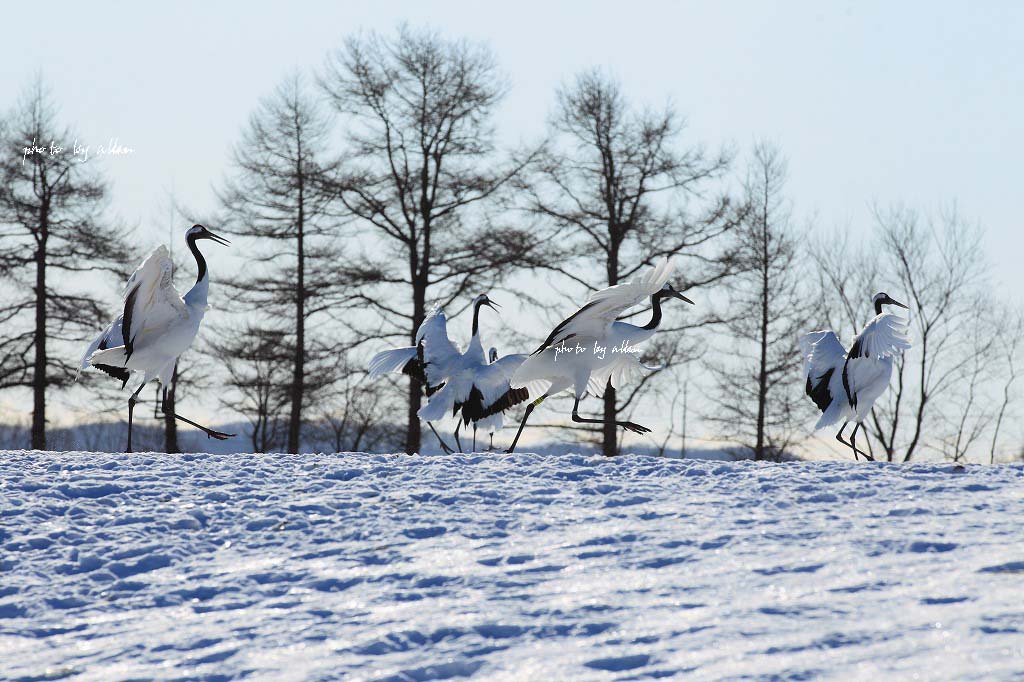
[80,224,235,452]
[799,292,912,460]
[369,294,529,453]
[506,258,693,454]
[471,347,521,451]
[418,339,528,453]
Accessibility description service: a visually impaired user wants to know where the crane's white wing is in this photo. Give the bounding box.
[368,346,418,378]
[799,330,847,382]
[122,245,188,359]
[415,306,462,386]
[799,330,849,428]
[533,257,676,354]
[848,312,912,360]
[78,316,132,384]
[587,353,657,397]
[80,317,122,371]
[420,354,530,424]
[474,354,528,409]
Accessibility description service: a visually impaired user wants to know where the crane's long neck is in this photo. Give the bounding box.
[874,300,884,316]
[183,234,209,308]
[643,293,665,331]
[465,301,487,360]
[472,300,484,337]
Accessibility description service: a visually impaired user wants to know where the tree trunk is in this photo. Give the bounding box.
[602,385,618,457]
[31,213,48,450]
[405,280,425,454]
[287,164,306,454]
[163,363,179,453]
[903,334,928,462]
[755,203,770,460]
[601,243,620,457]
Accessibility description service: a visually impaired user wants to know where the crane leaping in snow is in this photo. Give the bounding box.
[506,257,693,454]
[799,292,912,461]
[79,224,235,452]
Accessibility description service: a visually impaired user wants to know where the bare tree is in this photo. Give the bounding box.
[217,72,345,453]
[521,68,741,456]
[0,77,129,449]
[988,307,1024,463]
[812,206,991,461]
[876,207,991,462]
[934,299,997,462]
[208,325,292,453]
[312,361,400,453]
[706,143,813,460]
[320,25,535,454]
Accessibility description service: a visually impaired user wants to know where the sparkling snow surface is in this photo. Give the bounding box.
[1,452,1022,681]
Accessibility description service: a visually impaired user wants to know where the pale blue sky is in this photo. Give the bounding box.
[3,1,1021,449]
[3,1,1020,289]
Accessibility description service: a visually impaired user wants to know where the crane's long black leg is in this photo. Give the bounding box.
[161,402,234,441]
[427,422,455,454]
[570,397,652,436]
[850,422,874,461]
[472,425,477,452]
[453,421,463,453]
[506,392,551,454]
[489,432,494,451]
[126,383,146,453]
[836,422,857,461]
[836,421,871,461]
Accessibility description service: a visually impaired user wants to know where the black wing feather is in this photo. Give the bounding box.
[94,363,132,387]
[403,344,445,396]
[478,386,530,419]
[122,284,139,362]
[532,301,598,355]
[805,367,834,413]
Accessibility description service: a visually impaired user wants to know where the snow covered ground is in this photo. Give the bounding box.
[1,451,1022,681]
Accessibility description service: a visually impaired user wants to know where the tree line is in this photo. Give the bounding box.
[1,25,1020,462]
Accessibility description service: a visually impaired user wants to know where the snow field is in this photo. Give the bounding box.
[0,451,1022,680]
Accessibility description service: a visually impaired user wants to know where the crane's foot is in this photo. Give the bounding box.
[202,428,235,441]
[837,435,873,461]
[620,421,652,435]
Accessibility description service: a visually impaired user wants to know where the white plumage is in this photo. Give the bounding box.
[800,292,912,460]
[475,346,507,436]
[505,257,693,453]
[368,294,529,452]
[512,257,677,398]
[367,346,419,379]
[79,225,232,451]
[85,245,193,388]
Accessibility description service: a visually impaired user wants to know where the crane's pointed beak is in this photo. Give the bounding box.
[207,231,231,246]
[673,291,695,305]
[891,299,909,309]
[485,299,501,312]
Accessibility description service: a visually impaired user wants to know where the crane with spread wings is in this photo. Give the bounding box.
[800,292,912,460]
[505,257,693,453]
[79,225,234,452]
